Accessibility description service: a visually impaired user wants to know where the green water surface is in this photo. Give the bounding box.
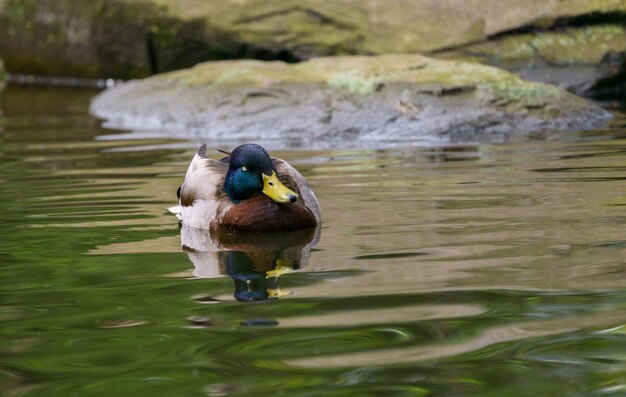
[1,87,625,396]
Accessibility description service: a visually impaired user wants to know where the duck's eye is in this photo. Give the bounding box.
[269,181,274,186]
[241,166,248,172]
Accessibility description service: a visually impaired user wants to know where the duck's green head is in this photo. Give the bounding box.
[224,144,298,204]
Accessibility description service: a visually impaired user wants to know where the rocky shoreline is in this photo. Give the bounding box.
[1,0,623,146]
[1,0,624,96]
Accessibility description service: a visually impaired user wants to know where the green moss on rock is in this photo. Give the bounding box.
[90,54,611,146]
[440,25,626,66]
[436,24,626,96]
[536,25,626,64]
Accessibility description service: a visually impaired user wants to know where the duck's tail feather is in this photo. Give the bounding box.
[197,144,207,158]
[168,205,182,220]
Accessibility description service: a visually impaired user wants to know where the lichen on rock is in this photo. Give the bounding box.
[435,24,626,96]
[90,54,612,148]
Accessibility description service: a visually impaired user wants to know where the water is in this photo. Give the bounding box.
[1,86,625,396]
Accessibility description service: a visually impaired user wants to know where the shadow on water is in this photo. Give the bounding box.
[181,226,321,302]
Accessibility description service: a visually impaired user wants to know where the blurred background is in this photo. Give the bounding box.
[0,0,624,98]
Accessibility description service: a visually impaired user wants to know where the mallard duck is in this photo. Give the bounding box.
[171,143,321,232]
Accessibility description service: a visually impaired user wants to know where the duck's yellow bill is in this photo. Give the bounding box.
[262,172,298,203]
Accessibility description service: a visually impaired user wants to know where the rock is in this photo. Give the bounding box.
[0,0,246,79]
[1,0,625,79]
[90,54,612,148]
[436,24,626,97]
[187,0,626,57]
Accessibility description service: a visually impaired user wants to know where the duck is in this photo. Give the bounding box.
[170,143,321,233]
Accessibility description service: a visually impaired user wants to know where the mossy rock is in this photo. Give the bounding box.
[1,0,626,79]
[141,0,626,57]
[436,24,626,96]
[90,54,611,147]
[0,0,244,79]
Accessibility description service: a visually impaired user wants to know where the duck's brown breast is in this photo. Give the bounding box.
[216,195,317,233]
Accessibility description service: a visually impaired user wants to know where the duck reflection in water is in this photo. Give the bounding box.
[181,225,321,301]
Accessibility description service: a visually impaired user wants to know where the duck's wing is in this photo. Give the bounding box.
[179,146,228,205]
[177,145,230,229]
[272,157,322,224]
[168,149,205,217]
